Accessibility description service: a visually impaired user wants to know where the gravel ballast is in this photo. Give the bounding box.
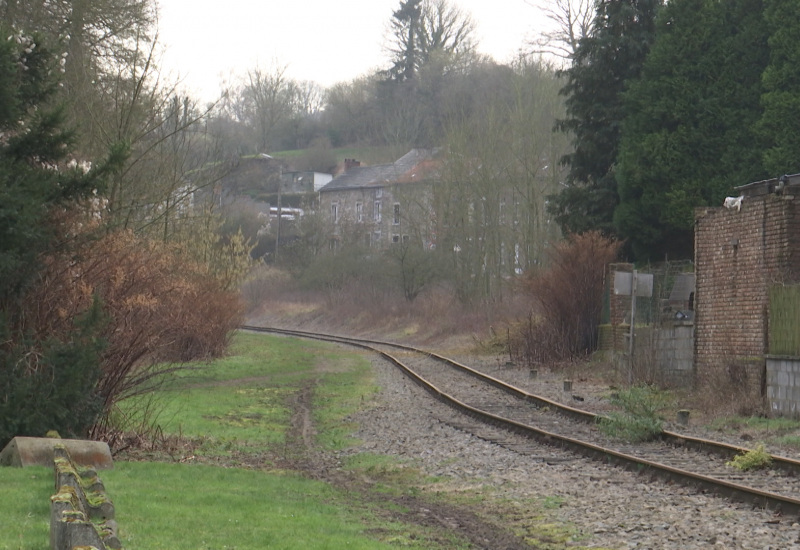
[338,354,800,549]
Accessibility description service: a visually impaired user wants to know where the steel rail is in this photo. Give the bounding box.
[242,325,800,515]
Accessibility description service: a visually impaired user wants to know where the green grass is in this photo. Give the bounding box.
[1,330,577,549]
[0,462,438,550]
[122,332,374,450]
[708,415,800,432]
[707,415,800,449]
[168,332,319,386]
[312,349,379,450]
[103,462,411,550]
[1,331,454,549]
[0,467,51,550]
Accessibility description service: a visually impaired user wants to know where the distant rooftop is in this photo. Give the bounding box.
[320,149,439,192]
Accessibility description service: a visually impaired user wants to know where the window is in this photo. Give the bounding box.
[375,188,383,199]
[374,200,381,222]
[331,202,339,223]
[402,235,410,243]
[393,203,400,225]
[392,234,400,243]
[373,231,381,243]
[356,202,363,222]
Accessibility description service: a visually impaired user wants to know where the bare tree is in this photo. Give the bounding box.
[322,76,381,146]
[235,65,297,153]
[418,0,477,73]
[527,0,594,62]
[437,59,568,304]
[384,0,477,82]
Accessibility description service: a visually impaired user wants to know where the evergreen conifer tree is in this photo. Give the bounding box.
[614,0,769,260]
[549,0,663,236]
[0,28,125,446]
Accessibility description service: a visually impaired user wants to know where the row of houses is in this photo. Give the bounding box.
[317,149,439,250]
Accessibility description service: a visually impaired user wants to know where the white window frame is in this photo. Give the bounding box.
[393,203,401,225]
[331,202,339,224]
[356,202,363,222]
[374,200,381,223]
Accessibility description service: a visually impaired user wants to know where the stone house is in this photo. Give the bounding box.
[694,172,800,416]
[318,149,440,250]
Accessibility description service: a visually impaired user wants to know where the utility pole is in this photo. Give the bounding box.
[628,270,637,385]
[275,174,282,263]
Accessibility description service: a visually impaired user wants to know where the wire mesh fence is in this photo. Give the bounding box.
[601,260,695,386]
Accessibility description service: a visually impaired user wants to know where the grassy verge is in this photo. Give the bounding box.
[0,466,51,550]
[1,331,587,549]
[122,333,376,454]
[105,462,414,549]
[707,416,800,450]
[0,331,470,549]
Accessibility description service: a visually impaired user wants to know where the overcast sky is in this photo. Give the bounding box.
[156,0,546,102]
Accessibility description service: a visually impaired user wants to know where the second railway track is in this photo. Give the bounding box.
[242,325,800,517]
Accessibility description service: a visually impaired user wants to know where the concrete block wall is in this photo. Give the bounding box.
[694,194,800,399]
[653,323,695,386]
[767,357,800,418]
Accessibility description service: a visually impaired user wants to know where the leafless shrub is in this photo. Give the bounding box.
[513,231,621,366]
[20,216,244,438]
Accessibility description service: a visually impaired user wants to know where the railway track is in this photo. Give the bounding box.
[242,325,800,516]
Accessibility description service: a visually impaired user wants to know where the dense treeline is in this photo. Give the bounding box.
[552,0,800,261]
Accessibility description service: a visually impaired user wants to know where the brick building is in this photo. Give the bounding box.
[694,173,800,409]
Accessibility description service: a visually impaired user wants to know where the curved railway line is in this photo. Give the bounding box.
[242,325,800,517]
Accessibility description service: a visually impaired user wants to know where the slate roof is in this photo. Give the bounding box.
[319,149,439,192]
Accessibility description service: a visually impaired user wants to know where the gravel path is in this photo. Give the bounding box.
[338,354,800,549]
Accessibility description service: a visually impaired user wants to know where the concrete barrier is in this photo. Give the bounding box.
[0,436,113,469]
[50,445,121,550]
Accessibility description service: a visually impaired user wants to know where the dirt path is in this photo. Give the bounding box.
[281,377,534,550]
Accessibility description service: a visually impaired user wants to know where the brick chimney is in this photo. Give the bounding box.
[344,158,361,172]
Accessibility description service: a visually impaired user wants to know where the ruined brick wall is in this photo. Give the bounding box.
[694,194,800,396]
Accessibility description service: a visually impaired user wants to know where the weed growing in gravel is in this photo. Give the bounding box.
[598,385,671,442]
[726,443,772,471]
[540,495,565,510]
